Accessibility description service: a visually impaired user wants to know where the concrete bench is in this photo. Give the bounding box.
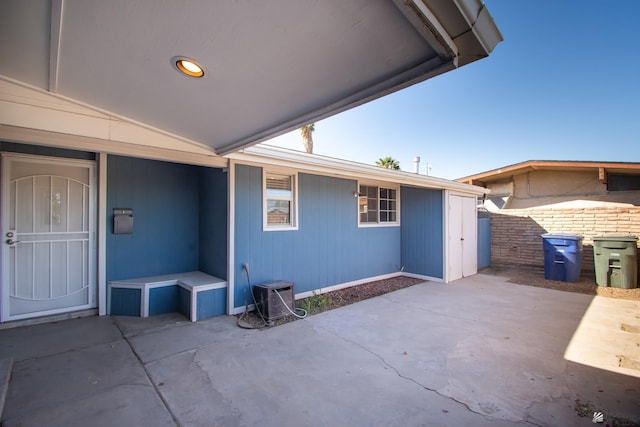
[108,271,227,322]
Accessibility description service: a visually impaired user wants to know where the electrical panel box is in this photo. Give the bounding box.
[114,208,133,234]
[252,281,295,322]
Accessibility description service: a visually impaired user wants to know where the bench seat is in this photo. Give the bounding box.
[108,271,227,322]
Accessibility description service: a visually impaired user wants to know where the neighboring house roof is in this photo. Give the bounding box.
[456,160,640,186]
[0,1,501,156]
[231,145,489,196]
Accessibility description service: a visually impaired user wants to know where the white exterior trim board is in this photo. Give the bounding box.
[0,76,214,155]
[97,153,107,315]
[227,160,236,315]
[294,272,402,300]
[0,125,227,168]
[402,272,442,282]
[229,271,434,315]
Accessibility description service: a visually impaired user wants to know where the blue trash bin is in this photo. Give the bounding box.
[541,233,583,282]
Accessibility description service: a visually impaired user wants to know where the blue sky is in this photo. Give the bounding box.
[262,1,640,180]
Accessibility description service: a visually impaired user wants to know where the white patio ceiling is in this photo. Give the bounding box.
[0,0,501,156]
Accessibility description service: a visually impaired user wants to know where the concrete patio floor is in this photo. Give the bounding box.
[1,273,638,426]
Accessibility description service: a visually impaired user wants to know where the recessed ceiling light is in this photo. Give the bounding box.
[172,56,205,78]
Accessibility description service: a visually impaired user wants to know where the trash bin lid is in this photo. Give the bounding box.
[541,233,583,241]
[593,234,638,242]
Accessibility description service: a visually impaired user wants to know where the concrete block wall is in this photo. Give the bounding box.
[491,207,640,276]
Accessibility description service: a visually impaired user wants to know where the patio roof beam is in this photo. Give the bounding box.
[48,0,64,93]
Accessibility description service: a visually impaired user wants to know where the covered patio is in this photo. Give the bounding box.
[1,0,502,325]
[1,273,638,426]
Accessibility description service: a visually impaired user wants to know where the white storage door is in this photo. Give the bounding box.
[447,194,477,282]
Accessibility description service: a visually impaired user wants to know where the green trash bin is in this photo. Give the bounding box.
[593,235,638,289]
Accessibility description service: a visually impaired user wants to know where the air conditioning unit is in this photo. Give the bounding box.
[252,281,295,322]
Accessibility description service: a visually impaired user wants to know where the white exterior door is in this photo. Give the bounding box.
[447,194,477,282]
[1,154,96,321]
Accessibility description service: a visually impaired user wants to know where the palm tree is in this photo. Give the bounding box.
[376,156,400,170]
[300,124,315,153]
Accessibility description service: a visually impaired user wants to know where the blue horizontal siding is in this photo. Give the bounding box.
[234,165,400,308]
[400,186,443,278]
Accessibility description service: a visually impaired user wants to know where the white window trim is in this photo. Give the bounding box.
[263,169,299,231]
[357,181,400,227]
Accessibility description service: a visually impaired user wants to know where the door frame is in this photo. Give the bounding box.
[1,152,98,322]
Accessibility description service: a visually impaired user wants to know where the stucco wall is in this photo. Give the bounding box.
[491,207,640,275]
[485,169,639,210]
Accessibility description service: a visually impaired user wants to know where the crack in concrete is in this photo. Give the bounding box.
[114,320,181,426]
[191,348,214,387]
[521,400,555,427]
[189,348,246,426]
[316,322,543,426]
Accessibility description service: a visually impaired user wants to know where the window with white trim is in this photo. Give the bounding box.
[358,184,399,225]
[264,171,298,230]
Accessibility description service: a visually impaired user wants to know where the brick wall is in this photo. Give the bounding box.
[491,207,640,276]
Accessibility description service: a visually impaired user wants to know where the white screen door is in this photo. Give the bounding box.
[1,154,96,321]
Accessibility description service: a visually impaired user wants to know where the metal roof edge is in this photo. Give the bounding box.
[216,57,454,156]
[227,145,489,195]
[456,160,640,183]
[452,0,504,55]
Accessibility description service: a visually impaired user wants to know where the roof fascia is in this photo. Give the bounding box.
[392,0,458,62]
[458,160,640,184]
[451,0,503,60]
[456,160,536,183]
[228,145,488,195]
[218,0,504,156]
[217,57,454,156]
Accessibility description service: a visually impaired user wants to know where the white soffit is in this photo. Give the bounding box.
[0,0,501,156]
